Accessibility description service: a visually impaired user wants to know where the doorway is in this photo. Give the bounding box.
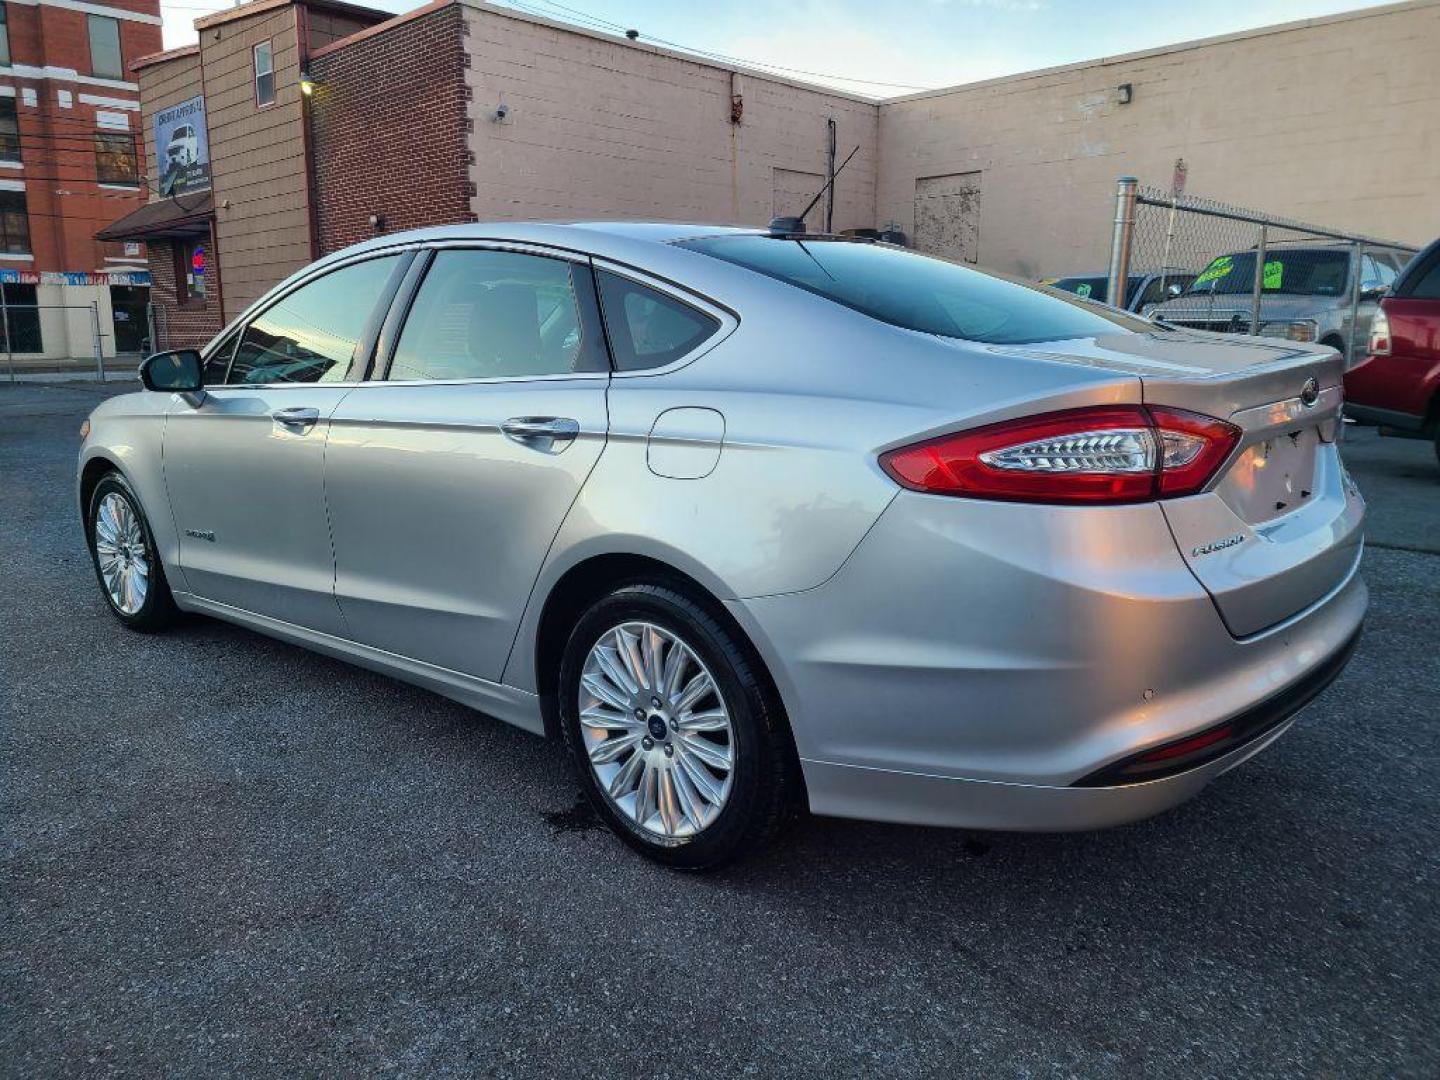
[110,285,150,353]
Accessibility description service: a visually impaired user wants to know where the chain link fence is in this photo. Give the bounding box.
[1103,177,1418,366]
[1,302,125,383]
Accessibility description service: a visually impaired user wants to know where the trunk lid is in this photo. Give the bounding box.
[1000,329,1365,636]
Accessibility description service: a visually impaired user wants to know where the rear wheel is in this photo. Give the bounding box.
[557,582,793,869]
[87,472,178,631]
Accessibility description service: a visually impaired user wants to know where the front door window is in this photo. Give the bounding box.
[229,256,402,384]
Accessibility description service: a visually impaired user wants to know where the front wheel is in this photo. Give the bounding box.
[87,472,178,631]
[558,582,794,869]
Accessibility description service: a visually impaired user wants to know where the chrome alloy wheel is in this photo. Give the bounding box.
[93,491,150,615]
[579,621,736,838]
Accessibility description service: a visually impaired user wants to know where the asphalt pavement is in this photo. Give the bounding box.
[2,381,1437,1078]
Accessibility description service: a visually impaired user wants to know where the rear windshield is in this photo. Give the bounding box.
[1184,250,1350,297]
[678,237,1148,344]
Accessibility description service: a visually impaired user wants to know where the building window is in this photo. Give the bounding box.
[88,15,123,80]
[254,41,275,106]
[0,189,29,254]
[0,98,18,164]
[0,6,11,68]
[94,132,138,185]
[177,237,207,304]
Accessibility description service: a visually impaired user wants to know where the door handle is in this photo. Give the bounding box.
[501,416,580,453]
[272,406,321,431]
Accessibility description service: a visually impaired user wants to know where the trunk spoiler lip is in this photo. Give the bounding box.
[983,332,1334,382]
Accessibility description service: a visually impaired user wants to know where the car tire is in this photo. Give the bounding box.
[558,581,794,869]
[86,472,179,632]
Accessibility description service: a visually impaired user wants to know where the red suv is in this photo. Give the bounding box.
[1344,237,1440,466]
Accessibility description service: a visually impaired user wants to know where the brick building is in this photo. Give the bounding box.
[105,0,1440,348]
[0,0,160,364]
[102,0,878,348]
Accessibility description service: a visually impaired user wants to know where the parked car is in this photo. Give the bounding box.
[1149,242,1412,366]
[1040,269,1196,314]
[1343,236,1440,465]
[78,223,1366,868]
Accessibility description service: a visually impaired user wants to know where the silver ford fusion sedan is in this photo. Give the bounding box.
[78,222,1366,868]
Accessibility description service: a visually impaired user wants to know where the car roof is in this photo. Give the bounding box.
[302,221,781,283]
[245,221,817,329]
[333,220,758,255]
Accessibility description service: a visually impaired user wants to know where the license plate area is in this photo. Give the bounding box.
[1215,425,1322,526]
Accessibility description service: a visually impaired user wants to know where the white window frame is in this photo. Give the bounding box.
[253,40,275,108]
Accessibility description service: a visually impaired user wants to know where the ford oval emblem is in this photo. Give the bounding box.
[1300,377,1321,408]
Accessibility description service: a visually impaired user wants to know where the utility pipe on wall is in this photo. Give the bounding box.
[825,117,837,233]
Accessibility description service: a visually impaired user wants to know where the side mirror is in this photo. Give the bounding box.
[1166,282,1185,298]
[1359,285,1388,302]
[140,349,203,393]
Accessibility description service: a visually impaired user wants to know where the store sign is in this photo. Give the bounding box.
[154,95,211,197]
[0,269,153,286]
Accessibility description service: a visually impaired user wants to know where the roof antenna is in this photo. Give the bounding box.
[769,145,860,236]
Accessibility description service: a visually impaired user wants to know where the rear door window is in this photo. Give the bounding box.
[229,255,402,385]
[387,249,604,381]
[596,270,720,371]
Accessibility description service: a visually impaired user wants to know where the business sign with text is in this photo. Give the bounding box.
[154,96,211,196]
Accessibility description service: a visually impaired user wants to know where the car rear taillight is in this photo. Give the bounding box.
[1368,305,1391,357]
[879,404,1241,504]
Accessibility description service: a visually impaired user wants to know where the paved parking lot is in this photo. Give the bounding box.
[2,381,1437,1078]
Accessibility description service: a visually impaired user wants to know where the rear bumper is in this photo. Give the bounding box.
[792,615,1361,833]
[728,490,1367,832]
[798,715,1300,832]
[1073,624,1360,786]
[794,624,1359,832]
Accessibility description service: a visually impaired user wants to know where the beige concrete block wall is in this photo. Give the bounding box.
[877,0,1440,279]
[460,1,878,233]
[198,7,313,310]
